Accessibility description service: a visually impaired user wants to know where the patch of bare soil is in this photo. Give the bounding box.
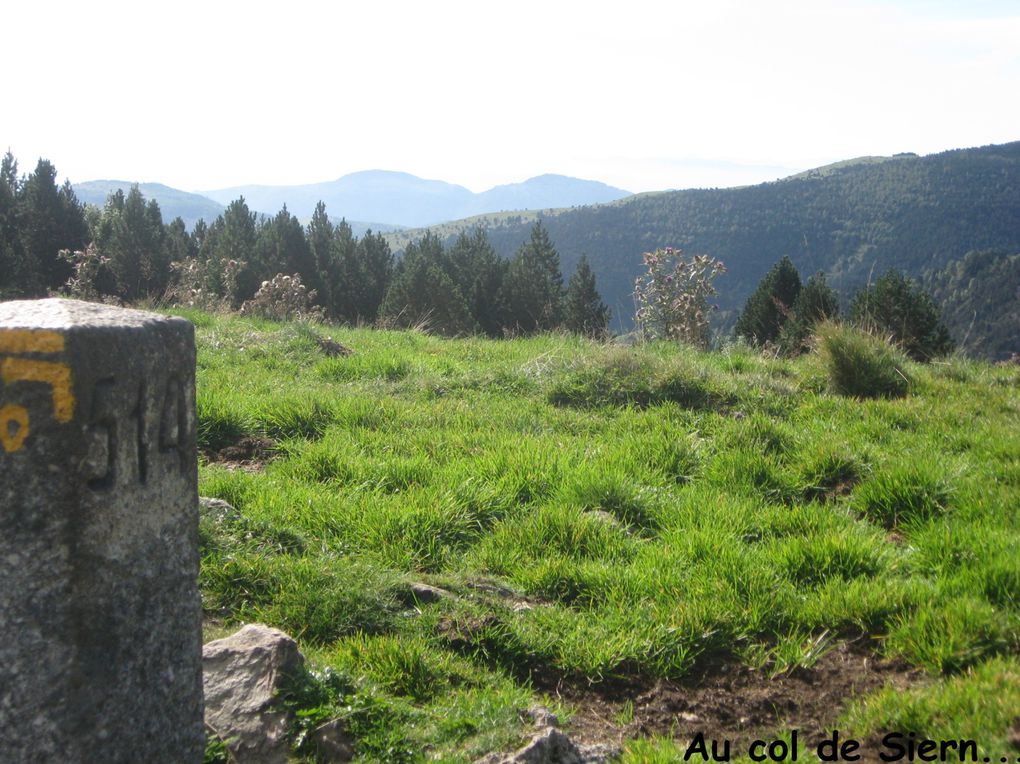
[541,639,924,753]
[205,435,277,471]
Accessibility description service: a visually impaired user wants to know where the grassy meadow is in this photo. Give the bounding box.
[182,308,1020,762]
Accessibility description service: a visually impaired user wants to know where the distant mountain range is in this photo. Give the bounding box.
[199,171,632,227]
[73,171,632,231]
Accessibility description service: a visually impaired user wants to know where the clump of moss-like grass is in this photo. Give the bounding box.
[853,458,953,528]
[816,322,912,398]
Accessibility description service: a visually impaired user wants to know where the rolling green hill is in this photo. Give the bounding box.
[390,142,1020,336]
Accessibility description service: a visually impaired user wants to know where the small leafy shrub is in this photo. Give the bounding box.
[203,731,229,764]
[240,273,326,321]
[170,257,224,311]
[279,665,355,757]
[59,245,116,303]
[633,247,726,348]
[816,321,911,398]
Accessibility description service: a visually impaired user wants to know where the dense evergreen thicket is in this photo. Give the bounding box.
[850,269,953,361]
[735,257,949,360]
[0,153,88,296]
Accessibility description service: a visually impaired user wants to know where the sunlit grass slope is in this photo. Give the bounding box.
[177,307,1020,762]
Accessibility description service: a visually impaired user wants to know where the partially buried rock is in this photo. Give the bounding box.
[523,704,559,728]
[316,335,353,357]
[310,718,355,763]
[475,727,619,764]
[409,582,453,604]
[199,496,241,524]
[203,623,304,764]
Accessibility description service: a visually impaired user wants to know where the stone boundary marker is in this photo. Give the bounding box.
[0,299,203,762]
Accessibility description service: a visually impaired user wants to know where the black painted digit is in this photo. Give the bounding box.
[87,378,117,491]
[159,375,187,471]
[134,380,148,485]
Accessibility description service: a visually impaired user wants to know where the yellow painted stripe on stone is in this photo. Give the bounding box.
[0,404,30,452]
[0,329,65,354]
[1,358,75,422]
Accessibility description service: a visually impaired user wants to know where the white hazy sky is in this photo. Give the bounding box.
[5,0,1019,194]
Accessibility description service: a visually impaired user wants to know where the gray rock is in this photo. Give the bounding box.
[476,727,619,764]
[523,704,559,728]
[200,496,241,523]
[203,623,304,764]
[310,718,355,762]
[409,582,453,604]
[0,299,202,762]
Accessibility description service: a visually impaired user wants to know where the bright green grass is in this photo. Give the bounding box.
[185,311,1020,762]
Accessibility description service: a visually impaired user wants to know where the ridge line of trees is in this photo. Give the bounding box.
[0,151,610,339]
[4,149,1008,357]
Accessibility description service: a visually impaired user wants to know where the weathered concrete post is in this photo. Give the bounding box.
[0,299,203,762]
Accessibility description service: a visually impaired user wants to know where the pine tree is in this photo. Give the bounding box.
[165,217,196,264]
[379,231,475,336]
[203,197,258,305]
[91,185,168,301]
[851,269,952,360]
[496,222,564,335]
[327,219,359,323]
[354,230,393,323]
[734,256,802,345]
[306,201,336,313]
[446,228,506,337]
[18,159,87,291]
[0,151,25,295]
[563,255,610,338]
[778,271,839,354]
[252,205,319,301]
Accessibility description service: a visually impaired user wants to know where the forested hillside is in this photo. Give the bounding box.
[73,181,226,230]
[407,142,1020,333]
[928,249,1020,360]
